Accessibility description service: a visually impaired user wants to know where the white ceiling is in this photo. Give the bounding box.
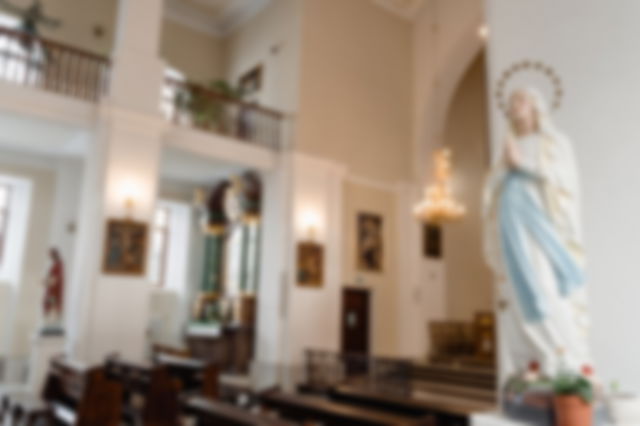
[165,0,271,37]
[160,146,245,185]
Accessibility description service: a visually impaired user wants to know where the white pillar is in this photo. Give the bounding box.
[65,0,166,363]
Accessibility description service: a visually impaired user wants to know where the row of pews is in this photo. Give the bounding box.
[0,350,492,425]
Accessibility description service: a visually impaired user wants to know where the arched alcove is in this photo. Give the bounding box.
[442,51,493,321]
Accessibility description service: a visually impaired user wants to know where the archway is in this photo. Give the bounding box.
[442,50,493,321]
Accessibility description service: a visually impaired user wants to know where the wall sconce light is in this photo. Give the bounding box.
[119,178,142,219]
[301,210,320,242]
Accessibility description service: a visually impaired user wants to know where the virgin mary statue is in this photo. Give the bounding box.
[484,88,592,378]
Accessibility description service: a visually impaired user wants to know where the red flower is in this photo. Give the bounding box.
[581,364,594,377]
[528,360,540,372]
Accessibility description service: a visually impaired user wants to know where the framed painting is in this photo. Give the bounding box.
[102,219,148,276]
[423,223,442,258]
[357,212,383,272]
[297,242,324,287]
[239,64,263,101]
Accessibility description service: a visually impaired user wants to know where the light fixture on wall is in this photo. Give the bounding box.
[118,178,142,219]
[301,209,320,242]
[413,148,465,224]
[478,23,489,41]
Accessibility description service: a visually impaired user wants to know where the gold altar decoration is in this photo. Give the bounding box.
[414,148,466,224]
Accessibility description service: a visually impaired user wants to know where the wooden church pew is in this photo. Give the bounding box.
[104,356,182,425]
[184,395,295,426]
[154,352,219,398]
[7,356,122,426]
[260,390,434,426]
[329,384,474,426]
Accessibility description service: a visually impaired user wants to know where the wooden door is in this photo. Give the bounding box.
[341,288,370,356]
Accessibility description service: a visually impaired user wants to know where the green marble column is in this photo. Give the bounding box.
[201,232,224,294]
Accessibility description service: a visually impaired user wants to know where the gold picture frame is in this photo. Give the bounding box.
[357,212,383,272]
[297,242,324,287]
[102,219,148,276]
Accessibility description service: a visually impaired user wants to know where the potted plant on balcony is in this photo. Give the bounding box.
[553,368,594,426]
[175,79,243,132]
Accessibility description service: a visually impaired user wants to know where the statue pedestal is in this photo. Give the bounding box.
[27,331,65,393]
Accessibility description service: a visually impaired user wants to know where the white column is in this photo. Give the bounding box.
[65,0,166,363]
[281,153,345,389]
[109,0,166,115]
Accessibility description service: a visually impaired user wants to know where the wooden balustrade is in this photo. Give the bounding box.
[164,78,285,150]
[0,26,285,149]
[0,26,110,102]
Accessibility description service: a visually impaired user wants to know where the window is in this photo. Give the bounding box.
[149,207,171,287]
[225,224,243,298]
[0,184,10,266]
[148,201,192,291]
[224,220,261,297]
[0,13,38,84]
[161,67,186,120]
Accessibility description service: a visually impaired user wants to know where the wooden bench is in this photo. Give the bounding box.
[105,356,182,425]
[184,395,295,426]
[329,384,479,426]
[4,356,122,426]
[154,352,219,398]
[260,390,434,426]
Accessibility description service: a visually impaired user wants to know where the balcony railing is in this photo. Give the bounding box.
[0,26,110,102]
[163,78,284,151]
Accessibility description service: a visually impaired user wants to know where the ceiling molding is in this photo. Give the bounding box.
[372,0,425,20]
[217,0,270,36]
[164,0,271,38]
[165,0,221,37]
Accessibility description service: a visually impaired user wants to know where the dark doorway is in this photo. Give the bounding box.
[341,288,370,356]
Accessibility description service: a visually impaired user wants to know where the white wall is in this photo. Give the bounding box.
[486,0,640,391]
[0,157,54,357]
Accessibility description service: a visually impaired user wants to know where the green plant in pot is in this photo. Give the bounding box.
[553,369,594,426]
[175,79,243,132]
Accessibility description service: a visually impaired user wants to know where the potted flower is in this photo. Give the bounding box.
[553,367,594,426]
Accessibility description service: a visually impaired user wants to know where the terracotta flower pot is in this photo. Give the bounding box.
[554,395,593,426]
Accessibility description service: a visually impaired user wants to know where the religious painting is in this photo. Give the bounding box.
[423,223,442,258]
[238,64,263,101]
[102,219,148,275]
[297,242,324,287]
[357,213,383,272]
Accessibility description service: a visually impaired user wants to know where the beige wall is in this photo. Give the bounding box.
[161,19,225,84]
[297,0,413,183]
[442,52,493,320]
[0,0,119,56]
[222,0,302,112]
[413,0,484,181]
[342,180,399,357]
[0,1,224,83]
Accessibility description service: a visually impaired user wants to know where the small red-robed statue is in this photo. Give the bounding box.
[43,248,64,326]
